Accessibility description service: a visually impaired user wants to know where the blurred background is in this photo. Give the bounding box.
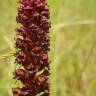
[0,0,96,96]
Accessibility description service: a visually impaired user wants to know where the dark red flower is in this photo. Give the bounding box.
[13,0,51,96]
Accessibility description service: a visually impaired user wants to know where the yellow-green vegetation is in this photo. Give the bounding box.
[0,0,96,96]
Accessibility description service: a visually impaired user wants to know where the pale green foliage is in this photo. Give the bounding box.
[0,0,96,96]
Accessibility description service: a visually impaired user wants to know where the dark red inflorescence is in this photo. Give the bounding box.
[12,0,51,96]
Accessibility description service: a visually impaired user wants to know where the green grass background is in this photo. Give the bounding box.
[0,0,96,96]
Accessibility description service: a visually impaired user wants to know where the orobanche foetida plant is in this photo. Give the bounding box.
[12,0,51,96]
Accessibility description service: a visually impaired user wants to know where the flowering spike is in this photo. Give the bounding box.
[13,0,51,96]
